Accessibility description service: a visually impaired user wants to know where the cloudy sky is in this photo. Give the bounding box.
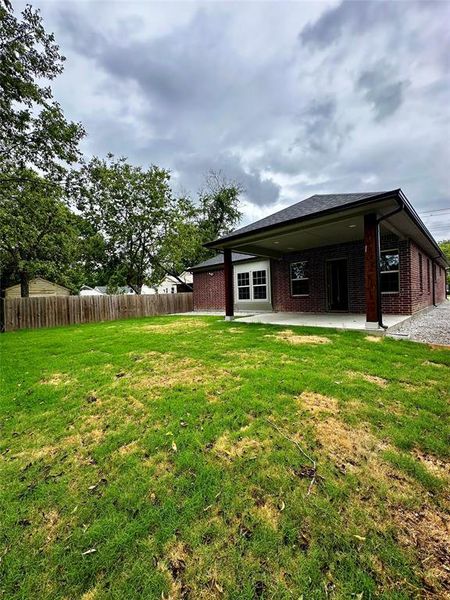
[18,0,450,239]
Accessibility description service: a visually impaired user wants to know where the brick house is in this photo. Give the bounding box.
[191,190,447,329]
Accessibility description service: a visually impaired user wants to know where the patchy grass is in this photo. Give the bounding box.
[0,315,449,599]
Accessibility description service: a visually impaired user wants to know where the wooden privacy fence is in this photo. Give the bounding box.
[1,293,193,332]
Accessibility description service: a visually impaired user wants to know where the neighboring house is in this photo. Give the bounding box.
[191,190,448,329]
[5,277,70,298]
[79,285,156,296]
[155,271,193,294]
[79,285,104,296]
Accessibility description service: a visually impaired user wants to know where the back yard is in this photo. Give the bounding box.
[0,316,449,599]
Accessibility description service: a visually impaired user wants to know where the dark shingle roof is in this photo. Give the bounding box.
[191,252,256,271]
[206,191,393,246]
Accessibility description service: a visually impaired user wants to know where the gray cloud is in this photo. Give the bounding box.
[17,0,450,236]
[357,62,409,120]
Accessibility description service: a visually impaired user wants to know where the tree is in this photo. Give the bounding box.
[69,155,181,294]
[439,240,450,285]
[0,3,84,182]
[157,171,243,279]
[0,170,82,296]
[198,171,242,246]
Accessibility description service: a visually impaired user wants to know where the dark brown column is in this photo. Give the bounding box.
[364,214,380,327]
[223,248,234,320]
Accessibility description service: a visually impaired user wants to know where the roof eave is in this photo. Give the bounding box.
[204,190,400,249]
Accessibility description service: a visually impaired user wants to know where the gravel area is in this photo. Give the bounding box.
[388,301,450,345]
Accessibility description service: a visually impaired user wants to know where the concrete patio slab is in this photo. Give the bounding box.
[233,312,410,332]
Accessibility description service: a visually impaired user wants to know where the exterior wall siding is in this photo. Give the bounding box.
[193,237,447,315]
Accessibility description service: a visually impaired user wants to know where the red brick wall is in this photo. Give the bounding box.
[271,238,411,314]
[271,241,366,313]
[409,240,446,312]
[193,269,225,310]
[380,238,411,315]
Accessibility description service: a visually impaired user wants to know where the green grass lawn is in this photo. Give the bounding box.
[0,316,449,599]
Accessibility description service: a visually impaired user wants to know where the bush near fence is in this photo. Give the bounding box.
[1,293,193,332]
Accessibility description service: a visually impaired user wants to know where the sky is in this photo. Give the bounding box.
[17,0,450,240]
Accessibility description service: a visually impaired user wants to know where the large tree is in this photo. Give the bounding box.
[69,155,183,294]
[0,170,82,296]
[0,2,84,182]
[156,171,243,280]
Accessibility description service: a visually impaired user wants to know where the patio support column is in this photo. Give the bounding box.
[364,214,381,329]
[224,248,234,320]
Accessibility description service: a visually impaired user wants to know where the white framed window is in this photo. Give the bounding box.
[380,249,399,293]
[237,272,251,300]
[252,270,267,300]
[290,261,309,296]
[235,266,268,302]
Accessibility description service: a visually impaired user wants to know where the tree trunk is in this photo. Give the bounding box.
[20,272,30,297]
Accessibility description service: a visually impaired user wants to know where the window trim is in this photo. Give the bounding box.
[290,261,310,297]
[237,272,251,301]
[235,268,268,302]
[380,248,400,295]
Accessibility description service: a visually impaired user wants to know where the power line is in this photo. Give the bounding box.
[420,207,450,215]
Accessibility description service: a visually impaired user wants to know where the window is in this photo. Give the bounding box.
[427,259,430,293]
[380,249,399,293]
[419,253,423,292]
[252,270,267,300]
[237,272,250,300]
[236,269,268,301]
[290,261,309,296]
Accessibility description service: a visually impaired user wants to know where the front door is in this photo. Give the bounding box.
[327,259,348,311]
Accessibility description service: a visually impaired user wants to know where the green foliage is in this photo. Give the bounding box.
[0,3,84,181]
[69,155,178,293]
[0,170,83,294]
[156,171,243,279]
[439,240,450,283]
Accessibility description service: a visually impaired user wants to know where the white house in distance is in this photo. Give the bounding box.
[79,272,193,296]
[79,285,155,296]
[155,271,193,294]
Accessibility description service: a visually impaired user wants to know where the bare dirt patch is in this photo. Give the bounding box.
[253,500,280,530]
[159,540,191,599]
[412,449,450,481]
[41,509,60,544]
[267,330,331,346]
[80,588,100,600]
[118,441,139,456]
[143,452,173,478]
[315,418,386,469]
[297,391,339,415]
[138,319,208,334]
[40,373,74,386]
[346,370,388,387]
[392,505,450,595]
[213,433,268,460]
[133,353,235,391]
[365,335,383,343]
[422,360,446,369]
